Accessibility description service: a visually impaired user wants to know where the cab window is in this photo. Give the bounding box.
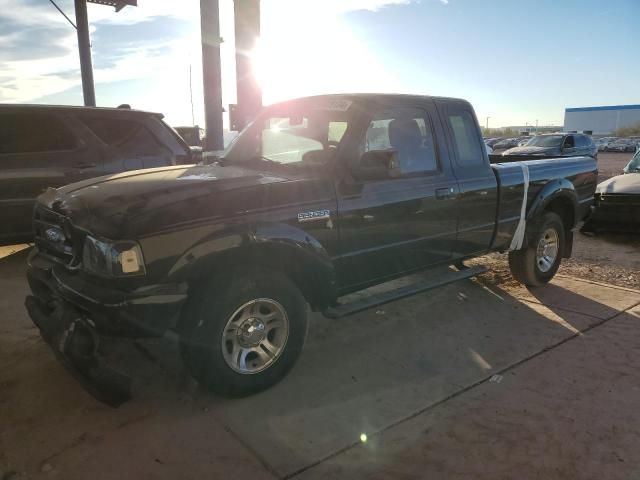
[364,108,438,175]
[444,108,484,167]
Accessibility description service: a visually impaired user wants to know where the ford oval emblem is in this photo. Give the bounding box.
[45,228,64,243]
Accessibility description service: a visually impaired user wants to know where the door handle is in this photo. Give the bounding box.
[435,187,456,200]
[73,162,97,169]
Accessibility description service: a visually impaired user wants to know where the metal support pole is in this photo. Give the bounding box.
[74,0,96,106]
[201,0,225,151]
[234,0,262,131]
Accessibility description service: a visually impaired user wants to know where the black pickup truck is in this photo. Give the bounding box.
[25,94,597,405]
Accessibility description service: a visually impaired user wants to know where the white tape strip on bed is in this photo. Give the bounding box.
[508,162,530,251]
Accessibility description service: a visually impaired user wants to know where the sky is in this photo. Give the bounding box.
[0,0,638,129]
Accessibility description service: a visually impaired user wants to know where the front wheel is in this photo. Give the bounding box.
[508,212,565,287]
[181,268,309,397]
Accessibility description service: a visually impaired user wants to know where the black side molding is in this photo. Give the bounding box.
[323,265,487,319]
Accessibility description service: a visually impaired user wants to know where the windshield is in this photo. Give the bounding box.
[222,100,353,167]
[625,151,640,173]
[525,135,564,147]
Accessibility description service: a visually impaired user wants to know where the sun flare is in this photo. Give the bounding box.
[254,6,395,104]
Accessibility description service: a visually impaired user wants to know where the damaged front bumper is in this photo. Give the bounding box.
[25,250,188,406]
[25,295,133,406]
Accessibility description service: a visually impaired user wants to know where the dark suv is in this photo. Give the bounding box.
[501,133,597,159]
[0,104,192,245]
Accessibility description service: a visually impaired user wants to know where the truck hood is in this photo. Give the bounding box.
[503,146,561,156]
[596,173,640,195]
[39,164,292,238]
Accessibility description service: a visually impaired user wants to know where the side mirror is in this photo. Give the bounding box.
[353,150,401,180]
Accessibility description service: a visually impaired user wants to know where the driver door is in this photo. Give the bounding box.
[334,102,459,292]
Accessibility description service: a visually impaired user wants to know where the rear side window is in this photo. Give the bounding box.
[80,116,169,157]
[0,113,77,154]
[445,108,484,166]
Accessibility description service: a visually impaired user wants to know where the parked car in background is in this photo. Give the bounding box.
[493,137,520,149]
[517,137,530,147]
[485,137,505,148]
[595,138,613,151]
[175,126,205,163]
[175,126,204,147]
[606,139,637,152]
[0,104,193,245]
[583,150,640,233]
[501,133,597,160]
[624,150,640,173]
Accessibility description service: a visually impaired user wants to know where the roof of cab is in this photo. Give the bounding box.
[267,93,469,107]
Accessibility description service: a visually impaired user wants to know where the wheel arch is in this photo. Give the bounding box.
[526,179,578,257]
[168,222,338,312]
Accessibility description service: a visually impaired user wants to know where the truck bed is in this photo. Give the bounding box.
[490,156,598,251]
[489,153,565,163]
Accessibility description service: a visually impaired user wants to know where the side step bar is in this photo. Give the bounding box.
[323,265,487,319]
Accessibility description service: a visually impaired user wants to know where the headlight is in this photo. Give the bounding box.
[82,236,146,277]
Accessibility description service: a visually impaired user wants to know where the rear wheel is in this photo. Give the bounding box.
[508,212,565,287]
[181,268,308,397]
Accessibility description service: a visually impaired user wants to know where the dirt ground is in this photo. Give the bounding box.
[475,231,640,291]
[595,151,634,181]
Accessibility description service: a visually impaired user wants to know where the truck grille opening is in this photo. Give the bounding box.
[33,206,82,267]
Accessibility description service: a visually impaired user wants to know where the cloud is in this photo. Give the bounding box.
[0,0,418,106]
[0,0,198,103]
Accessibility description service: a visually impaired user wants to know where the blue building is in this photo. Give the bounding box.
[564,104,640,135]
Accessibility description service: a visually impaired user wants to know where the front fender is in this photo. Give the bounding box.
[165,221,337,310]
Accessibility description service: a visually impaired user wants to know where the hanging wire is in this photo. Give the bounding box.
[47,0,77,29]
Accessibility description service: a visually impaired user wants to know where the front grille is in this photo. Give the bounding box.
[33,206,83,267]
[595,194,640,216]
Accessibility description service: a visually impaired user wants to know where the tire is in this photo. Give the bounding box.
[181,268,308,397]
[508,212,565,287]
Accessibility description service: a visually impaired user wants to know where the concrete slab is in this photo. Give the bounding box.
[0,244,29,260]
[206,276,640,477]
[502,275,640,319]
[1,341,277,480]
[295,304,640,480]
